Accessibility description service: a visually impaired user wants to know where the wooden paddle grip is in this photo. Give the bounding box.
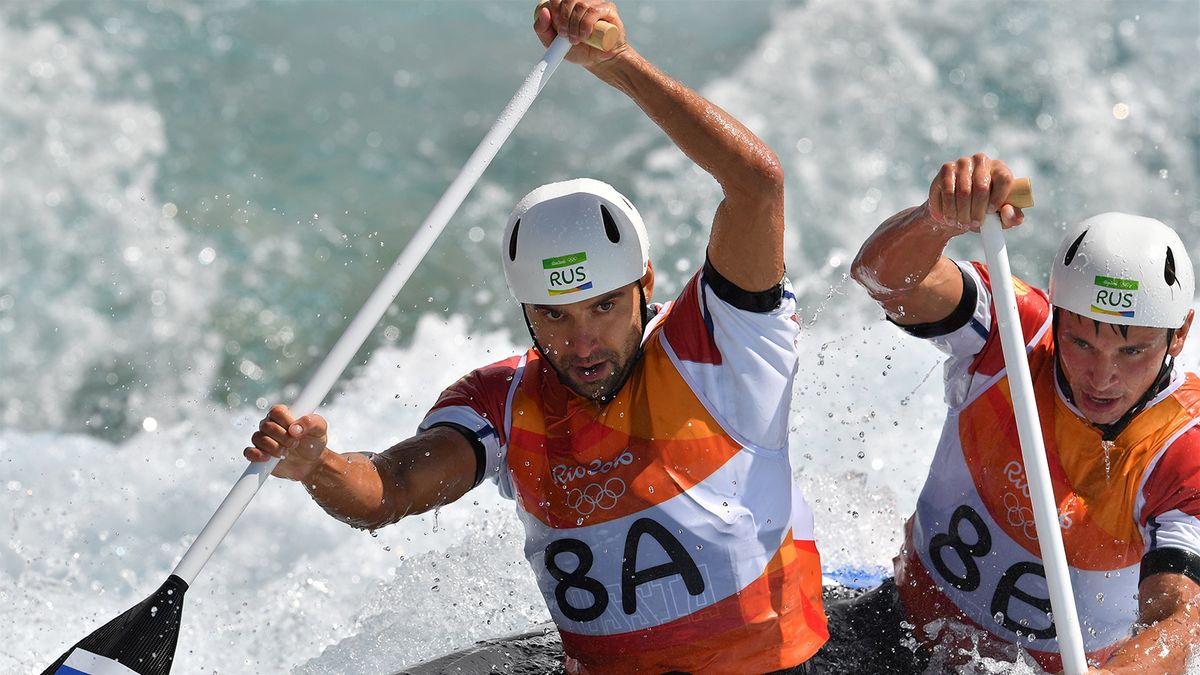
[536,1,621,51]
[1008,177,1034,209]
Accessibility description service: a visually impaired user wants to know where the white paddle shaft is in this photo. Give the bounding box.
[981,217,1088,674]
[172,36,574,586]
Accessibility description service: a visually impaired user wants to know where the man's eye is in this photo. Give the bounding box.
[546,310,564,320]
[597,301,615,312]
[1120,347,1145,356]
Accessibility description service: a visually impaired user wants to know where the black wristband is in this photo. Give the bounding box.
[703,257,784,313]
[1141,547,1200,587]
[428,422,487,488]
[890,264,978,339]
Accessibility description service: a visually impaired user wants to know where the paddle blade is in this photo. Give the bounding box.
[41,575,188,675]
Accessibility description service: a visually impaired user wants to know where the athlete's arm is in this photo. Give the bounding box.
[245,404,479,530]
[1093,570,1200,674]
[535,0,784,293]
[851,153,1024,325]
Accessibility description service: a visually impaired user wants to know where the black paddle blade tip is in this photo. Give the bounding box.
[41,574,189,675]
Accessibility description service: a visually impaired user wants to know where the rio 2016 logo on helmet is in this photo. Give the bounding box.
[1049,212,1194,329]
[542,251,592,297]
[503,178,649,306]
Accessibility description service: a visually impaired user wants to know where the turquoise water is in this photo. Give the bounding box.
[3,0,1199,672]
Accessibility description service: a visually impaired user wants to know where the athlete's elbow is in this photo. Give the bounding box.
[747,147,785,194]
[850,249,893,303]
[849,250,872,292]
[724,149,784,209]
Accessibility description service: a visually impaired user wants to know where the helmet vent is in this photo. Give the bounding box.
[600,205,620,243]
[508,219,521,262]
[1165,247,1178,287]
[1063,230,1087,266]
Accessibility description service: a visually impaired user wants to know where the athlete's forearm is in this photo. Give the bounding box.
[852,203,953,300]
[302,426,479,530]
[589,48,781,202]
[588,47,784,291]
[302,449,405,530]
[850,202,969,325]
[1100,617,1194,673]
[1100,589,1200,674]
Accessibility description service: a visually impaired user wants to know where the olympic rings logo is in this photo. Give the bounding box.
[1002,492,1038,541]
[565,477,627,515]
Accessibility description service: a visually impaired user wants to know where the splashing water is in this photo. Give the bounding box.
[4,0,1200,673]
[1101,439,1116,483]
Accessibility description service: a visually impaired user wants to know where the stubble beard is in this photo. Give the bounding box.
[550,330,643,401]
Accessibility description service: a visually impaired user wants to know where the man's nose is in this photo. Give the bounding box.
[565,324,601,357]
[1088,355,1120,388]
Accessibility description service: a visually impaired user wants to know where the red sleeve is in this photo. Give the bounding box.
[661,270,722,365]
[968,262,1053,377]
[425,354,523,447]
[1140,426,1200,528]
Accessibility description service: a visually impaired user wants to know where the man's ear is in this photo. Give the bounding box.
[1169,308,1195,358]
[640,260,655,303]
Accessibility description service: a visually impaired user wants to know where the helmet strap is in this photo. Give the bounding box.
[1052,309,1176,441]
[523,306,547,360]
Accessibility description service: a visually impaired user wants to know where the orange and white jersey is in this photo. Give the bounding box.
[420,265,827,674]
[896,261,1200,672]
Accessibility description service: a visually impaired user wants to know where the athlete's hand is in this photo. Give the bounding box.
[244,404,329,481]
[534,0,628,68]
[925,153,1025,235]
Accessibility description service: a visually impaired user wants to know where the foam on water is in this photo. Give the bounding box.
[4,0,1200,672]
[0,10,220,435]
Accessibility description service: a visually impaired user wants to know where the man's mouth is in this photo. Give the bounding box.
[574,361,610,383]
[1080,390,1122,412]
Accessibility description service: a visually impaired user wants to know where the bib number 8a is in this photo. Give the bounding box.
[545,518,704,623]
[927,504,1056,640]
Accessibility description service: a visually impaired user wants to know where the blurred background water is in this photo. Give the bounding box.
[3,0,1198,672]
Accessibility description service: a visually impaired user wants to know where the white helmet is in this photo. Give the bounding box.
[1049,212,1194,329]
[502,178,649,305]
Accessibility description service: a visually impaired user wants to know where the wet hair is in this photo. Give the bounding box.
[1090,318,1131,339]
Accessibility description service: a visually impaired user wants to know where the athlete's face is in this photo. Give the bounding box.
[525,280,646,401]
[1056,309,1193,425]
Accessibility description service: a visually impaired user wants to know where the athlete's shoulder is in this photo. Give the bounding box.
[969,261,1050,318]
[1151,416,1200,470]
[431,351,529,410]
[1139,422,1200,525]
[1169,372,1200,415]
[966,261,1053,376]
